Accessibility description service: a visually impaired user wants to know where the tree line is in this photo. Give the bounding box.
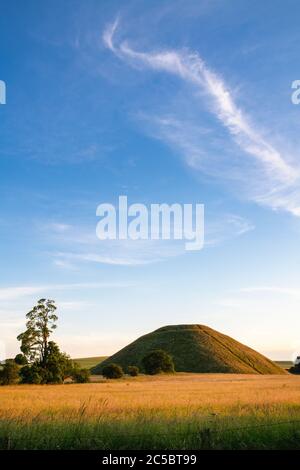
[0,299,90,385]
[0,298,175,385]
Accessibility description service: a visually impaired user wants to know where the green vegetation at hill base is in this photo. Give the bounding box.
[92,324,286,375]
[73,356,107,370]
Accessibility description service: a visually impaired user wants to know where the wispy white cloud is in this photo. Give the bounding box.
[39,221,97,245]
[53,250,161,266]
[0,282,134,301]
[205,214,254,247]
[103,17,119,52]
[49,213,253,267]
[52,235,184,266]
[39,204,255,269]
[0,287,45,301]
[40,220,181,267]
[53,258,76,269]
[103,19,300,217]
[47,222,72,233]
[239,286,300,297]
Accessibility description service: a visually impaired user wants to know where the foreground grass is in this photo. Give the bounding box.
[1,374,300,449]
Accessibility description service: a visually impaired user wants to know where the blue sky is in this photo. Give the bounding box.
[1,0,300,360]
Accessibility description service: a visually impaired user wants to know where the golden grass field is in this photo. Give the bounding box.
[1,373,300,449]
[1,373,299,418]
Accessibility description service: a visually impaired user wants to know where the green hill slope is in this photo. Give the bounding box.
[92,324,286,375]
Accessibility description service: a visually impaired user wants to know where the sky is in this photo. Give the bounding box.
[1,0,300,360]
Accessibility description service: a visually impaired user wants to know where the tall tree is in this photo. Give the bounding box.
[17,299,58,364]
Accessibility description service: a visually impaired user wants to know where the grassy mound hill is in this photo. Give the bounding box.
[92,324,286,375]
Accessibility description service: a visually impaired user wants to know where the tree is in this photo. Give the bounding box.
[127,366,139,377]
[16,300,81,385]
[42,341,74,383]
[72,367,90,383]
[0,359,19,385]
[142,349,175,375]
[102,363,124,379]
[17,299,58,365]
[19,364,42,384]
[20,341,74,384]
[14,353,27,365]
[289,363,300,374]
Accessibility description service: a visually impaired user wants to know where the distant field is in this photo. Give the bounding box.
[275,361,293,369]
[1,373,300,450]
[74,356,293,371]
[72,356,107,369]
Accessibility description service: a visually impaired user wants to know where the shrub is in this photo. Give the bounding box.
[142,349,175,375]
[289,365,300,374]
[19,365,42,384]
[127,366,139,377]
[102,363,124,379]
[42,341,74,384]
[72,368,90,383]
[0,359,19,385]
[14,353,27,365]
[17,342,74,385]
